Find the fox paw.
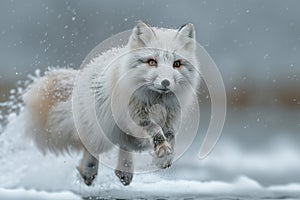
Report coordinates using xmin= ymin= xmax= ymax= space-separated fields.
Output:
xmin=77 ymin=166 xmax=97 ymax=186
xmin=153 ymin=153 xmax=173 ymax=169
xmin=155 ymin=141 xmax=172 ymax=158
xmin=154 ymin=141 xmax=173 ymax=169
xmin=114 ymin=169 xmax=133 ymax=186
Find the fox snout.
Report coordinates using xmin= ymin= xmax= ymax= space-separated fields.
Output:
xmin=152 ymin=65 xmax=176 ymax=92
xmin=159 ymin=79 xmax=172 ymax=91
xmin=153 ymin=77 xmax=174 ymax=93
xmin=161 ymin=79 xmax=170 ymax=87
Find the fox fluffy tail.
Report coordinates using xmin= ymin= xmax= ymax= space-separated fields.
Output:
xmin=23 ymin=69 xmax=83 ymax=154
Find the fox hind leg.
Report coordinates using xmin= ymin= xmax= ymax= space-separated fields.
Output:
xmin=114 ymin=149 xmax=134 ymax=186
xmin=77 ymin=148 xmax=99 ymax=186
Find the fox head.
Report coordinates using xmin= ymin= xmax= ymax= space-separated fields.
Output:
xmin=121 ymin=21 xmax=200 ymax=99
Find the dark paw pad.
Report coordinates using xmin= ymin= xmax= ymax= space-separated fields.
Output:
xmin=76 ymin=166 xmax=97 ymax=186
xmin=82 ymin=174 xmax=96 ymax=186
xmin=114 ymin=169 xmax=133 ymax=186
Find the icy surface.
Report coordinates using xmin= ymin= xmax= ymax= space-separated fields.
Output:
xmin=0 ymin=112 xmax=300 ymax=199
xmin=0 ymin=188 xmax=80 ymax=200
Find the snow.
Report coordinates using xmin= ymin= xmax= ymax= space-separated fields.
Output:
xmin=268 ymin=183 xmax=300 ymax=193
xmin=0 ymin=188 xmax=80 ymax=200
xmin=1 ymin=111 xmax=300 ymax=199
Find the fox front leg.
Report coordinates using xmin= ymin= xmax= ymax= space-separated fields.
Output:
xmin=77 ymin=148 xmax=99 ymax=186
xmin=132 ymin=103 xmax=172 ymax=168
xmin=153 ymin=109 xmax=178 ymax=169
xmin=114 ymin=149 xmax=134 ymax=186
xmin=160 ymin=127 xmax=175 ymax=167
xmin=140 ymin=122 xmax=173 ymax=169
xmin=163 ymin=127 xmax=175 ymax=147
xmin=163 ymin=104 xmax=179 ymax=149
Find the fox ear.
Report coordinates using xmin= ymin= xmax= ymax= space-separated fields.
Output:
xmin=129 ymin=21 xmax=156 ymax=49
xmin=177 ymin=23 xmax=195 ymax=39
xmin=176 ymin=23 xmax=196 ymax=50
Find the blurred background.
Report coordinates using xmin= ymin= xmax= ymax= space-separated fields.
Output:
xmin=0 ymin=0 xmax=299 ymax=188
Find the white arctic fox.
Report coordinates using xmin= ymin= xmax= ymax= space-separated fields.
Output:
xmin=23 ymin=21 xmax=200 ymax=186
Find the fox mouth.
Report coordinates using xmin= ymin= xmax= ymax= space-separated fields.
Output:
xmin=149 ymin=86 xmax=171 ymax=94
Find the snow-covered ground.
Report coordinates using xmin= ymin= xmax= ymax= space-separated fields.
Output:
xmin=1 ymin=111 xmax=300 ymax=199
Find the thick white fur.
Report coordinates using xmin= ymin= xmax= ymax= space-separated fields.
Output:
xmin=23 ymin=69 xmax=83 ymax=154
xmin=23 ymin=23 xmax=200 ymax=159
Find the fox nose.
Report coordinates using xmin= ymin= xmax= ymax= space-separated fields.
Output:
xmin=161 ymin=79 xmax=170 ymax=87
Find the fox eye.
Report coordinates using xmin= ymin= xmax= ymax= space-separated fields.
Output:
xmin=173 ymin=60 xmax=182 ymax=68
xmin=147 ymin=59 xmax=157 ymax=67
